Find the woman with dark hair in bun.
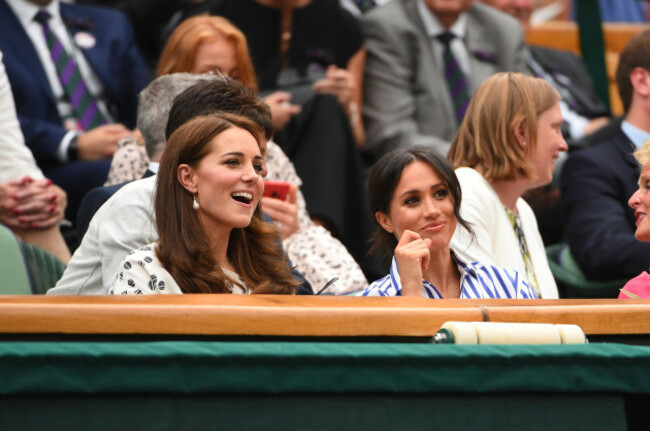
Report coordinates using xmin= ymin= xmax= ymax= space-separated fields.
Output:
xmin=362 ymin=147 xmax=535 ymax=299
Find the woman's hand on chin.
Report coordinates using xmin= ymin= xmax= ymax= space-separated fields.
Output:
xmin=394 ymin=230 xmax=431 ymax=297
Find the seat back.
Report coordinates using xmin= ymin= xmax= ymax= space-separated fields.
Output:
xmin=19 ymin=241 xmax=67 ymax=295
xmin=0 ymin=225 xmax=32 ymax=294
xmin=546 ymin=243 xmax=626 ymax=298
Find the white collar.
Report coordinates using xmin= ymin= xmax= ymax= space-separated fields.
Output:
xmin=5 ymin=0 xmax=62 ymax=29
xmin=622 ymin=120 xmax=650 ymax=149
xmin=416 ymin=0 xmax=468 ymax=40
xmin=148 ymin=162 xmax=160 ymax=174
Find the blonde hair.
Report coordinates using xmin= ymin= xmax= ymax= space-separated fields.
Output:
xmin=448 ymin=72 xmax=560 ymax=181
xmin=634 ymin=139 xmax=650 ymax=166
xmin=157 ymin=15 xmax=258 ymax=93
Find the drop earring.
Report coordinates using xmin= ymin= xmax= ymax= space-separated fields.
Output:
xmin=192 ymin=195 xmax=199 ymax=210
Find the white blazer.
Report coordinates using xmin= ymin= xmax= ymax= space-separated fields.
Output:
xmin=450 ymin=167 xmax=559 ymax=299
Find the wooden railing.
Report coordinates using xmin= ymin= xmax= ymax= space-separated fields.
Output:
xmin=526 ymin=22 xmax=650 ymax=115
xmin=1 ymin=295 xmax=648 ymax=337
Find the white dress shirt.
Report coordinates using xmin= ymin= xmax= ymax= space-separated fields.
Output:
xmin=416 ymin=0 xmax=471 ymax=77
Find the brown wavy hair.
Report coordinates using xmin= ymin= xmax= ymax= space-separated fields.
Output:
xmin=155 ymin=114 xmax=296 ymax=294
xmin=157 ymin=15 xmax=258 ymax=93
xmin=448 ymin=72 xmax=560 ymax=182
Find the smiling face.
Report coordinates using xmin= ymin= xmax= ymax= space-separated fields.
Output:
xmin=191 ymin=34 xmax=239 ymax=79
xmin=181 ymin=127 xmax=264 ymax=235
xmin=376 ymin=161 xmax=457 ymax=253
xmin=527 ymin=103 xmax=567 ymax=187
xmin=629 ymin=162 xmax=650 ymax=241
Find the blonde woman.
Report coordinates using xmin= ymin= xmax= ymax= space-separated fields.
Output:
xmin=448 ymin=72 xmax=567 ymax=299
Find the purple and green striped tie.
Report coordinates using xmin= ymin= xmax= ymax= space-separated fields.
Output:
xmin=437 ymin=32 xmax=470 ymax=125
xmin=33 ymin=10 xmax=106 ymax=131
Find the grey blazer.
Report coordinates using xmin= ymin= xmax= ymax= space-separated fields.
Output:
xmin=362 ymin=0 xmax=526 ymax=159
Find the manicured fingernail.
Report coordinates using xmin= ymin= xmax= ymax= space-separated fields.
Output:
xmin=51 ymin=194 xmax=57 ymax=202
xmin=31 ymin=222 xmax=39 ymax=228
xmin=45 ymin=179 xmax=52 ymax=186
xmin=50 ymin=204 xmax=56 ymax=212
xmin=13 ymin=208 xmax=20 ymax=215
xmin=18 ymin=216 xmax=24 ymax=223
xmin=11 ymin=194 xmax=18 ymax=200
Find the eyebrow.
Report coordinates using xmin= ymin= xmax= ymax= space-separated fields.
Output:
xmin=397 ymin=182 xmax=446 ymax=199
xmin=221 ymin=151 xmax=263 ymax=159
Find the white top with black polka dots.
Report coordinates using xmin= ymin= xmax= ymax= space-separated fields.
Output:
xmin=109 ymin=242 xmax=249 ymax=295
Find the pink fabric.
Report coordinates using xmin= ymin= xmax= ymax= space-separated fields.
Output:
xmin=619 ymin=272 xmax=650 ymax=298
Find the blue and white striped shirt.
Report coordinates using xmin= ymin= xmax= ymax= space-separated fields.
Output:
xmin=361 ymin=253 xmax=537 ymax=299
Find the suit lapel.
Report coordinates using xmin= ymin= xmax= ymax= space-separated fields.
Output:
xmin=465 ymin=7 xmax=499 ymax=93
xmin=402 ymin=0 xmax=455 ymax=120
xmin=0 ymin=0 xmax=56 ymax=108
xmin=613 ymin=127 xmax=642 ymax=173
xmin=60 ymin=4 xmax=114 ymax=99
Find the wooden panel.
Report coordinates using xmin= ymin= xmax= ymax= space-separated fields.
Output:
xmin=525 ymin=23 xmax=650 ymax=55
xmin=485 ymin=303 xmax=650 ymax=335
xmin=0 ymin=296 xmax=649 ymax=337
xmin=526 ymin=22 xmax=581 ymax=54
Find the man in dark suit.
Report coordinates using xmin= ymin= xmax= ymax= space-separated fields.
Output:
xmin=0 ymin=0 xmax=150 ymax=220
xmin=560 ymin=30 xmax=650 ymax=282
xmin=480 ymin=0 xmax=610 ymax=141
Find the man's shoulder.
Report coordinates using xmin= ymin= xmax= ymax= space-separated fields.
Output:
xmin=93 ymin=176 xmax=156 ymax=218
xmin=112 ymin=176 xmax=156 ymax=198
xmin=568 ymin=125 xmax=627 ymax=164
xmin=529 ymin=45 xmax=578 ymax=63
xmin=60 ymin=2 xmax=130 ymax=24
xmin=468 ymin=2 xmax=522 ymax=32
xmin=364 ymin=0 xmax=411 ymax=28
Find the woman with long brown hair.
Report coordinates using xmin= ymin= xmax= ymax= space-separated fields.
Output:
xmin=154 ymin=14 xmax=370 ymax=294
xmin=111 ymin=113 xmax=296 ymax=294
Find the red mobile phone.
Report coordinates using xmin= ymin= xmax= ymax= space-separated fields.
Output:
xmin=263 ymin=180 xmax=290 ymax=200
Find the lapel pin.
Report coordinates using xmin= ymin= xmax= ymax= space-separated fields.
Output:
xmin=74 ymin=31 xmax=96 ymax=50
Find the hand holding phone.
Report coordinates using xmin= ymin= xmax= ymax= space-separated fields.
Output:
xmin=262 ymin=180 xmax=291 ymax=201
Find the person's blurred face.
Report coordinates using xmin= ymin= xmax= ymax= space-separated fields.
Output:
xmin=482 ymin=0 xmax=533 ymax=32
xmin=629 ymin=161 xmax=650 ymax=242
xmin=423 ymin=0 xmax=473 ymax=15
xmin=527 ymin=103 xmax=567 ymax=188
xmin=191 ymin=35 xmax=239 ymax=80
xmin=26 ymin=0 xmax=52 ymax=6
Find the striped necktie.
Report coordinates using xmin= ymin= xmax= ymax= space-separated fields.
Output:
xmin=437 ymin=32 xmax=470 ymax=125
xmin=33 ymin=10 xmax=106 ymax=131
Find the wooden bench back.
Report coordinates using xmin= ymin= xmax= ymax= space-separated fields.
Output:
xmin=0 ymin=295 xmax=648 ymax=337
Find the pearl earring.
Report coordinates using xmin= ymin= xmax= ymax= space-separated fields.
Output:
xmin=192 ymin=195 xmax=199 ymax=210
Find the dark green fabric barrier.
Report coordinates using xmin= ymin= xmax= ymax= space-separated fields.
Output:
xmin=576 ymin=0 xmax=610 ymax=108
xmin=1 ymin=341 xmax=649 ymax=395
xmin=0 ymin=393 xmax=627 ymax=431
